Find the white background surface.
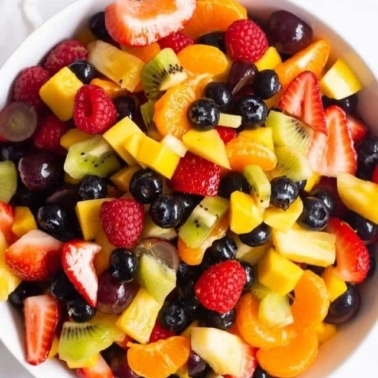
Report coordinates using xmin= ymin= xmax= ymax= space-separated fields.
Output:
xmin=0 ymin=0 xmax=378 ymax=377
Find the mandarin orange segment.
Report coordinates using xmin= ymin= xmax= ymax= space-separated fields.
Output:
xmin=256 ymin=330 xmax=319 ymax=378
xmin=226 ymin=135 xmax=277 ymax=172
xmin=121 ymin=42 xmax=161 ymax=63
xmin=275 ymin=39 xmax=331 ymax=88
xmin=178 ymin=213 xmax=229 ymax=265
xmin=236 ymin=293 xmax=296 ymax=349
xmin=153 ymin=83 xmax=197 ymax=138
xmin=182 ymin=0 xmax=248 ymax=38
xmin=291 ymin=269 xmax=330 ymax=330
xmin=127 ymin=336 xmax=190 ymax=378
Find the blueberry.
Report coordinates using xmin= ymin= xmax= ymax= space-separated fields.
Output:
xmin=204 ymin=82 xmax=233 ymax=112
xmin=0 ymin=142 xmax=29 ymax=163
xmin=204 ymin=236 xmax=237 ymax=264
xmin=129 ymin=168 xmax=163 ymax=204
xmin=270 ymin=176 xmax=299 ymax=210
xmin=239 ymin=260 xmax=255 ymax=292
xmin=233 ymin=95 xmax=268 ymax=129
xmin=67 ymin=296 xmax=97 ymax=322
xmin=89 ymin=11 xmax=111 ymax=40
xmin=201 ymin=308 xmax=236 ymax=330
xmin=51 ymin=270 xmax=77 ymax=302
xmin=218 ymin=171 xmax=250 ymax=199
xmin=149 ymin=194 xmax=184 ymax=228
xmin=322 ymin=94 xmax=358 ymax=114
xmin=160 ymin=301 xmax=189 ymax=332
xmin=172 ymin=193 xmax=203 ymax=225
xmin=346 ymin=211 xmax=378 ymax=242
xmin=37 ymin=204 xmax=70 ymax=238
xmin=309 ymin=188 xmax=336 ymax=215
xmin=8 ymin=282 xmax=44 ymax=310
xmin=239 ymin=223 xmax=271 ymax=247
xmin=187 ymin=98 xmax=220 ymax=131
xmin=109 ymin=248 xmax=138 ymax=282
xmin=297 ymin=196 xmax=330 ymax=230
xmin=177 ymin=277 xmax=200 ymax=308
xmin=295 ymin=179 xmax=307 ymax=192
xmin=78 ymin=174 xmax=107 ymax=200
xmin=252 ymin=69 xmax=281 ymax=99
xmin=357 ymin=135 xmax=378 ymax=168
xmin=197 ymin=32 xmax=226 ymax=53
xmin=68 ymin=60 xmax=97 ymax=84
xmin=113 ymin=95 xmax=137 ymax=121
xmin=253 ymin=366 xmax=272 ymax=378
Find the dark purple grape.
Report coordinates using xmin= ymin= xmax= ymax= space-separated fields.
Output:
xmin=18 ymin=151 xmax=64 ymax=191
xmin=0 ymin=102 xmax=37 ymax=142
xmin=187 ymin=351 xmax=208 ymax=377
xmin=0 ymin=142 xmax=30 ymax=163
xmin=110 ymin=352 xmax=141 ymax=378
xmin=266 ymin=10 xmax=313 ymax=55
xmin=227 ymin=61 xmax=258 ymax=94
xmin=97 ymin=270 xmax=139 ymax=314
xmin=46 ymin=186 xmax=79 ymax=208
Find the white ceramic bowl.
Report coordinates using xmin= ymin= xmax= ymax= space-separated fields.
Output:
xmin=1 ymin=0 xmax=378 ymax=377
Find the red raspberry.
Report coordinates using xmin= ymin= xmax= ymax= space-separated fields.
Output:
xmin=43 ymin=39 xmax=88 ymax=75
xmin=225 ymin=19 xmax=268 ymax=62
xmin=149 ymin=322 xmax=175 ymax=343
xmin=194 ymin=260 xmax=246 ymax=314
xmin=33 ymin=114 xmax=70 ymax=154
xmin=215 ymin=126 xmax=237 ymax=143
xmin=100 ymin=198 xmax=144 ymax=248
xmin=12 ymin=66 xmax=50 ymax=110
xmin=73 ymin=85 xmax=117 ymax=134
xmin=158 ymin=31 xmax=194 ymax=54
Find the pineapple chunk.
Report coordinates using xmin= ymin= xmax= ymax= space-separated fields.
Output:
xmin=11 ymin=206 xmax=37 ymax=238
xmin=255 ymin=46 xmax=282 ymax=71
xmin=39 ymin=67 xmax=83 ymax=121
xmin=110 ymin=165 xmax=141 ymax=193
xmin=60 ymin=128 xmax=92 ymax=150
xmin=321 ymin=266 xmax=348 ymax=302
xmin=272 ymin=227 xmax=336 ymax=267
xmin=258 ymin=248 xmax=304 ymax=296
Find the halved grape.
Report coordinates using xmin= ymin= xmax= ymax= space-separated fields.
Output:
xmin=227 ymin=61 xmax=258 ymax=94
xmin=0 ymin=102 xmax=37 ymax=142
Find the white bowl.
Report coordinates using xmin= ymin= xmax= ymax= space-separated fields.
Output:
xmin=1 ymin=0 xmax=378 ymax=377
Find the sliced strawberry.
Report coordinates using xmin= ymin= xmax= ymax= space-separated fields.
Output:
xmin=215 ymin=126 xmax=238 ymax=144
xmin=310 ymin=105 xmax=357 ymax=177
xmin=372 ymin=165 xmax=378 ymax=184
xmin=346 ymin=114 xmax=368 ymax=144
xmin=278 ymin=70 xmax=327 ymax=134
xmin=326 ymin=217 xmax=370 ymax=284
xmin=24 ymin=294 xmax=60 ymax=365
xmin=76 ymin=354 xmax=114 ymax=378
xmin=224 ymin=344 xmax=257 ymax=378
xmin=0 ymin=201 xmax=16 ymax=244
xmin=62 ymin=240 xmax=101 ymax=307
xmin=5 ymin=229 xmax=63 ymax=281
xmin=105 ymin=0 xmax=196 ymax=46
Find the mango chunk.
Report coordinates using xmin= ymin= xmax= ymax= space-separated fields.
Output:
xmin=258 ymin=248 xmax=304 ymax=296
xmin=11 ymin=206 xmax=37 ymax=238
xmin=255 ymin=46 xmax=282 ymax=71
xmin=315 ymin=322 xmax=337 ymax=344
xmin=90 ymin=78 xmax=128 ymax=99
xmin=93 ymin=228 xmax=116 ymax=276
xmin=60 ymin=128 xmax=92 ymax=150
xmin=110 ymin=165 xmax=141 ymax=193
xmin=321 ymin=266 xmax=348 ymax=302
xmin=39 ymin=67 xmax=83 ymax=121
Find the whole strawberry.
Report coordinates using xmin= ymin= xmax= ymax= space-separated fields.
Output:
xmin=225 ymin=19 xmax=268 ymax=62
xmin=100 ymin=198 xmax=144 ymax=248
xmin=43 ymin=39 xmax=88 ymax=75
xmin=194 ymin=260 xmax=246 ymax=314
xmin=158 ymin=31 xmax=194 ymax=54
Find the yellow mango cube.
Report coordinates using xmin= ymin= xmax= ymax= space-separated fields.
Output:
xmin=255 ymin=47 xmax=282 ymax=71
xmin=39 ymin=67 xmax=83 ymax=121
xmin=93 ymin=228 xmax=116 ymax=276
xmin=315 ymin=322 xmax=337 ymax=344
xmin=11 ymin=207 xmax=37 ymax=238
xmin=110 ymin=165 xmax=141 ymax=193
xmin=321 ymin=266 xmax=348 ymax=302
xmin=258 ymin=248 xmax=304 ymax=296
xmin=60 ymin=128 xmax=92 ymax=150
xmin=90 ymin=78 xmax=128 ymax=99
xmin=229 ymin=191 xmax=264 ymax=234
xmin=304 ymin=172 xmax=321 ymax=192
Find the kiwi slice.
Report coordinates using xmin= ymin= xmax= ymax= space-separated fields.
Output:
xmin=271 ymin=146 xmax=313 ymax=182
xmin=140 ymin=101 xmax=162 ymax=140
xmin=243 ymin=164 xmax=271 ymax=209
xmin=64 ymin=135 xmax=121 ymax=179
xmin=179 ymin=196 xmax=229 ymax=249
xmin=265 ymin=110 xmax=314 ymax=155
xmin=0 ymin=161 xmax=17 ymax=203
xmin=141 ymin=48 xmax=188 ymax=99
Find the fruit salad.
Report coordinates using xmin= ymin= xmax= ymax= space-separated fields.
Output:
xmin=0 ymin=0 xmax=376 ymax=377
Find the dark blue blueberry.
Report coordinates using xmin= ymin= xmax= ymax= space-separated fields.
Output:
xmin=129 ymin=168 xmax=163 ymax=204
xmin=252 ymin=69 xmax=281 ymax=100
xmin=204 ymin=82 xmax=233 ymax=112
xmin=197 ymin=32 xmax=226 ymax=53
xmin=51 ymin=270 xmax=77 ymax=302
xmin=310 ymin=188 xmax=336 ymax=215
xmin=239 ymin=223 xmax=271 ymax=247
xmin=187 ymin=98 xmax=220 ymax=131
xmin=109 ymin=248 xmax=138 ymax=282
xmin=296 ymin=179 xmax=307 ymax=192
xmin=270 ymin=176 xmax=299 ymax=210
xmin=233 ymin=95 xmax=268 ymax=128
xmin=239 ymin=260 xmax=255 ymax=292
xmin=67 ymin=295 xmax=97 ymax=322
xmin=0 ymin=142 xmax=30 ymax=163
xmin=37 ymin=204 xmax=70 ymax=238
xmin=68 ymin=60 xmax=97 ymax=84
xmin=201 ymin=308 xmax=236 ymax=330
xmin=204 ymin=235 xmax=237 ymax=264
xmin=160 ymin=300 xmax=189 ymax=332
xmin=298 ymin=196 xmax=330 ymax=230
xmin=149 ymin=194 xmax=184 ymax=228
xmin=322 ymin=94 xmax=358 ymax=114
xmin=78 ymin=174 xmax=107 ymax=200
xmin=89 ymin=11 xmax=111 ymax=40
xmin=113 ymin=95 xmax=137 ymax=121
xmin=346 ymin=211 xmax=378 ymax=242
xmin=172 ymin=193 xmax=203 ymax=226
xmin=218 ymin=171 xmax=250 ymax=199
xmin=253 ymin=366 xmax=272 ymax=378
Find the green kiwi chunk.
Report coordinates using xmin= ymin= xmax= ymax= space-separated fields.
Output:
xmin=0 ymin=161 xmax=17 ymax=203
xmin=179 ymin=196 xmax=229 ymax=249
xmin=141 ymin=48 xmax=188 ymax=99
xmin=64 ymin=135 xmax=121 ymax=179
xmin=140 ymin=101 xmax=162 ymax=140
xmin=271 ymin=146 xmax=313 ymax=182
xmin=243 ymin=164 xmax=271 ymax=208
xmin=265 ymin=110 xmax=313 ymax=155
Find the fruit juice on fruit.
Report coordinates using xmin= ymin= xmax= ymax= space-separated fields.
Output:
xmin=0 ymin=0 xmax=376 ymax=377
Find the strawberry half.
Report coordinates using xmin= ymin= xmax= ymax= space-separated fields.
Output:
xmin=24 ymin=294 xmax=60 ymax=365
xmin=346 ymin=114 xmax=368 ymax=144
xmin=0 ymin=201 xmax=16 ymax=244
xmin=62 ymin=240 xmax=101 ymax=307
xmin=326 ymin=217 xmax=370 ymax=284
xmin=5 ymin=229 xmax=63 ymax=281
xmin=278 ymin=70 xmax=327 ymax=134
xmin=105 ymin=0 xmax=196 ymax=46
xmin=76 ymin=354 xmax=114 ymax=378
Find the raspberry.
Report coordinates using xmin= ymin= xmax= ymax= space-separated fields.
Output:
xmin=215 ymin=126 xmax=237 ymax=144
xmin=149 ymin=321 xmax=175 ymax=342
xmin=100 ymin=198 xmax=144 ymax=248
xmin=73 ymin=85 xmax=117 ymax=134
xmin=225 ymin=19 xmax=268 ymax=62
xmin=33 ymin=114 xmax=70 ymax=154
xmin=158 ymin=31 xmax=194 ymax=54
xmin=194 ymin=260 xmax=246 ymax=314
xmin=43 ymin=39 xmax=88 ymax=75
xmin=12 ymin=66 xmax=50 ymax=110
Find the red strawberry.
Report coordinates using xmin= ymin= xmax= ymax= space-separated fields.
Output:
xmin=5 ymin=229 xmax=63 ymax=281
xmin=99 ymin=199 xmax=144 ymax=248
xmin=73 ymin=85 xmax=117 ymax=134
xmin=0 ymin=201 xmax=16 ymax=244
xmin=12 ymin=66 xmax=50 ymax=110
xmin=224 ymin=344 xmax=256 ymax=378
xmin=346 ymin=114 xmax=368 ymax=144
xmin=326 ymin=217 xmax=370 ymax=284
xmin=149 ymin=321 xmax=175 ymax=342
xmin=105 ymin=0 xmax=196 ymax=46
xmin=158 ymin=31 xmax=194 ymax=54
xmin=372 ymin=165 xmax=378 ymax=184
xmin=24 ymin=294 xmax=60 ymax=365
xmin=77 ymin=354 xmax=114 ymax=378
xmin=33 ymin=113 xmax=71 ymax=154
xmin=62 ymin=240 xmax=101 ymax=307
xmin=43 ymin=39 xmax=88 ymax=75
xmin=278 ymin=71 xmax=327 ymax=134
xmin=216 ymin=126 xmax=238 ymax=144
xmin=169 ymin=152 xmax=221 ymax=196
xmin=225 ymin=19 xmax=268 ymax=63
xmin=194 ymin=260 xmax=246 ymax=314
xmin=310 ymin=106 xmax=357 ymax=177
